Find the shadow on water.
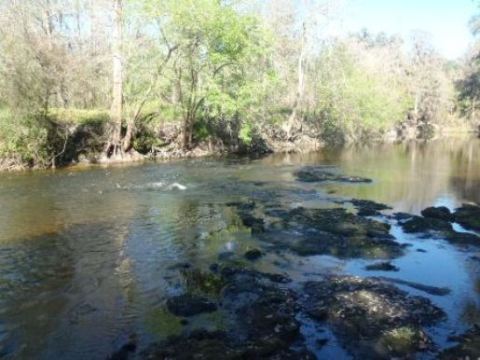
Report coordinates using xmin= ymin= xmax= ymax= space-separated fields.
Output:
xmin=0 ymin=136 xmax=479 ymax=359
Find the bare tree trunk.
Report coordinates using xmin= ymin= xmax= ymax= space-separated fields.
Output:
xmin=182 ymin=113 xmax=192 ymax=150
xmin=471 ymin=99 xmax=476 ymax=123
xmin=285 ymin=21 xmax=306 ymax=140
xmin=109 ymin=0 xmax=123 ymax=157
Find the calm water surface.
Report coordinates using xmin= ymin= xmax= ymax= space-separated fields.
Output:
xmin=0 ymin=137 xmax=479 ymax=359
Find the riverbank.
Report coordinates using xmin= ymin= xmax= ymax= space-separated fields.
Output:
xmin=0 ymin=115 xmax=478 ymax=173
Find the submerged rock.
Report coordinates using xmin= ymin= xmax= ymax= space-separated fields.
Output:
xmin=295 ymin=167 xmax=372 ymax=183
xmin=108 ymin=341 xmax=137 ymax=360
xmin=365 ymin=262 xmax=399 ymax=272
xmin=439 ymin=326 xmax=480 ymax=359
xmin=316 ymin=338 xmax=329 ymax=349
xmin=166 ymin=294 xmax=217 ymax=317
xmin=454 ymin=204 xmax=480 ymax=231
xmin=281 ymin=207 xmax=403 ymax=259
xmin=145 ymin=268 xmax=312 ymax=359
xmin=231 ymin=201 xmax=265 ymax=234
xmin=421 ymin=206 xmax=454 ymax=222
xmin=182 ymin=269 xmax=226 ymax=296
xmin=141 ymin=329 xmax=315 ymax=360
xmin=244 ymin=248 xmax=263 ymax=261
xmin=240 ymin=214 xmax=265 ymax=234
xmin=303 ymin=275 xmax=445 ymax=359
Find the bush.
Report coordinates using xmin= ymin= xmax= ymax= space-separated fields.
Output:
xmin=0 ymin=109 xmax=51 ymax=167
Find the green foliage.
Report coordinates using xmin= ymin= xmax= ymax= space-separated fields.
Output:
xmin=0 ymin=0 xmax=470 ymax=169
xmin=0 ymin=110 xmax=50 ymax=167
xmin=239 ymin=122 xmax=253 ymax=145
xmin=140 ymin=0 xmax=270 ymax=146
xmin=193 ymin=119 xmax=212 ymax=141
xmin=315 ymin=43 xmax=411 ymax=143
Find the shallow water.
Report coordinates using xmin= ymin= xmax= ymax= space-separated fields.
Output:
xmin=0 ymin=136 xmax=479 ymax=359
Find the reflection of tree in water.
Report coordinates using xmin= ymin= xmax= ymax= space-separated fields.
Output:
xmin=0 ymin=186 xmax=138 ymax=359
xmin=0 ymin=231 xmax=74 ymax=358
xmin=304 ymin=137 xmax=480 ymax=213
xmin=449 ymin=138 xmax=480 ymax=204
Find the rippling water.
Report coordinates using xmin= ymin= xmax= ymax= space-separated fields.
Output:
xmin=0 ymin=137 xmax=479 ymax=359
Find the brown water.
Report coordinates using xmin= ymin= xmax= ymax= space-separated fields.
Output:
xmin=0 ymin=136 xmax=479 ymax=359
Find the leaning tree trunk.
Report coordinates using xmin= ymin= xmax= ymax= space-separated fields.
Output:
xmin=108 ymin=0 xmax=123 ymax=157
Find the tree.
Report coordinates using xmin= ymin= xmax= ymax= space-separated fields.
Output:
xmin=106 ymin=0 xmax=124 ymax=156
xmin=141 ymin=0 xmax=267 ymax=150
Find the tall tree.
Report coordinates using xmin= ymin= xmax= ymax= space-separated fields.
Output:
xmin=108 ymin=0 xmax=124 ymax=156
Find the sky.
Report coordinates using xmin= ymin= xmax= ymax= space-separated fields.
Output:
xmin=340 ymin=0 xmax=478 ymax=59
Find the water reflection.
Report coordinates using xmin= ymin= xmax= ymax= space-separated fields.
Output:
xmin=260 ymin=137 xmax=480 ymax=213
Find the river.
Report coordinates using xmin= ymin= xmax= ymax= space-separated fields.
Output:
xmin=0 ymin=136 xmax=479 ymax=359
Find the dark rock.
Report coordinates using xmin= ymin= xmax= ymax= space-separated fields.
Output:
xmin=166 ymin=294 xmax=217 ymax=317
xmin=209 ymin=263 xmax=220 ymax=273
xmin=416 ymin=248 xmax=427 ymax=253
xmin=351 ymin=199 xmax=392 ymax=217
xmin=365 ymin=262 xmax=399 ymax=272
xmin=141 ymin=329 xmax=315 ymax=360
xmin=295 ymin=167 xmax=372 ymax=183
xmin=444 ymin=230 xmax=480 ymax=246
xmin=401 ymin=215 xmax=453 ymax=233
xmin=439 ymin=326 xmax=480 ymax=359
xmin=377 ymin=277 xmax=451 ymax=296
xmin=421 ymin=206 xmax=454 ymax=222
xmin=107 ymin=341 xmax=137 ymax=360
xmin=316 ymin=338 xmax=329 ymax=348
xmin=454 ymin=204 xmax=480 ymax=231
xmin=244 ymin=248 xmax=263 ymax=261
xmin=396 ymin=206 xmax=480 ymax=246
xmin=240 ymin=214 xmax=265 ymax=233
xmin=141 ymin=330 xmax=240 ymax=360
xmin=229 ymin=201 xmax=265 ymax=234
xmin=303 ymin=275 xmax=445 ymax=359
xmin=220 ymin=266 xmax=291 ymax=284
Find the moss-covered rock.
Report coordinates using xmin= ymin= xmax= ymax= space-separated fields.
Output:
xmin=439 ymin=326 xmax=480 ymax=359
xmin=295 ymin=166 xmax=372 ymax=183
xmin=454 ymin=204 xmax=480 ymax=231
xmin=303 ymin=275 xmax=445 ymax=359
xmin=281 ymin=207 xmax=403 ymax=259
xmin=400 ymin=215 xmax=453 ymax=233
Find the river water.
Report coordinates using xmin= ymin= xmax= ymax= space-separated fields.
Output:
xmin=0 ymin=137 xmax=479 ymax=359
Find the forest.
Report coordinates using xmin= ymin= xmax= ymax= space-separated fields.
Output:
xmin=0 ymin=0 xmax=479 ymax=170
